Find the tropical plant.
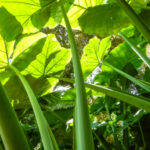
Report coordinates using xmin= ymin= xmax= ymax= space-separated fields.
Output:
xmin=0 ymin=0 xmax=150 ymax=149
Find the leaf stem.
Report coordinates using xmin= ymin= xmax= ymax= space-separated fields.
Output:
xmin=58 ymin=0 xmax=95 ymax=149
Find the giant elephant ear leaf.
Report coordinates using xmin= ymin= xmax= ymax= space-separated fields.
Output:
xmin=0 ymin=0 xmax=51 ymax=33
xmin=4 ymin=74 xmax=50 ymax=109
xmin=0 ymin=7 xmax=23 ymax=41
xmin=94 ymin=41 xmax=145 ymax=83
xmin=61 ymin=0 xmax=105 ymax=28
xmin=24 ymin=34 xmax=71 ymax=78
xmin=0 ymin=33 xmax=46 ymax=82
xmin=0 ymin=0 xmax=73 ymax=33
xmin=78 ymin=3 xmax=130 ymax=37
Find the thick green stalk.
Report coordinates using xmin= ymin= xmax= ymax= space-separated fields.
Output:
xmin=10 ymin=65 xmax=59 ymax=150
xmin=51 ymin=77 xmax=150 ymax=112
xmin=59 ymin=1 xmax=95 ymax=150
xmin=0 ymin=83 xmax=30 ymax=150
xmin=117 ymin=0 xmax=150 ymax=42
xmin=120 ymin=32 xmax=150 ymax=68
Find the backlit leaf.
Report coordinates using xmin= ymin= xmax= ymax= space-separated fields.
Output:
xmin=78 ymin=3 xmax=130 ymax=37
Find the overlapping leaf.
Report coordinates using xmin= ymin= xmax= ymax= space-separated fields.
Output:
xmin=0 ymin=7 xmax=23 ymax=41
xmin=24 ymin=34 xmax=71 ymax=77
xmin=0 ymin=33 xmax=46 ymax=81
xmin=0 ymin=5 xmax=47 ymax=80
xmin=94 ymin=42 xmax=145 ymax=83
xmin=4 ymin=75 xmax=50 ymax=109
xmin=0 ymin=0 xmax=73 ymax=33
xmin=62 ymin=0 xmax=105 ymax=28
xmin=78 ymin=3 xmax=130 ymax=37
xmin=81 ymin=36 xmax=111 ymax=79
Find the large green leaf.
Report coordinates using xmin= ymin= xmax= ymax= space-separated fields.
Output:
xmin=94 ymin=42 xmax=145 ymax=83
xmin=0 ymin=33 xmax=46 ymax=81
xmin=0 ymin=0 xmax=73 ymax=33
xmin=78 ymin=3 xmax=130 ymax=37
xmin=0 ymin=0 xmax=41 ymax=33
xmin=62 ymin=0 xmax=105 ymax=28
xmin=4 ymin=74 xmax=50 ymax=109
xmin=81 ymin=36 xmax=111 ymax=79
xmin=24 ymin=34 xmax=71 ymax=77
xmin=0 ymin=7 xmax=23 ymax=41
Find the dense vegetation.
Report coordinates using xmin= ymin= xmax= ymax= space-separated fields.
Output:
xmin=0 ymin=0 xmax=150 ymax=149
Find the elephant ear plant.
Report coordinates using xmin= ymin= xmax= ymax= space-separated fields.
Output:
xmin=1 ymin=0 xmax=150 ymax=149
xmin=0 ymin=0 xmax=95 ymax=149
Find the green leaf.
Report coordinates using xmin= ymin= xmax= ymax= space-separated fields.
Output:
xmin=44 ymin=107 xmax=73 ymax=125
xmin=62 ymin=0 xmax=105 ymax=28
xmin=94 ymin=42 xmax=144 ymax=83
xmin=0 ymin=83 xmax=30 ymax=150
xmin=10 ymin=65 xmax=59 ymax=150
xmin=81 ymin=37 xmax=100 ymax=79
xmin=12 ymin=37 xmax=46 ymax=71
xmin=78 ymin=3 xmax=130 ymax=37
xmin=0 ymin=7 xmax=23 ymax=41
xmin=116 ymin=0 xmax=150 ymax=42
xmin=0 ymin=33 xmax=46 ymax=81
xmin=4 ymin=74 xmax=50 ymax=109
xmin=120 ymin=32 xmax=150 ymax=68
xmin=0 ymin=0 xmax=73 ymax=33
xmin=0 ymin=0 xmax=54 ymax=33
xmin=0 ymin=36 xmax=14 ymax=67
xmin=98 ymin=36 xmax=111 ymax=61
xmin=24 ymin=34 xmax=71 ymax=77
xmin=31 ymin=4 xmax=50 ymax=29
xmin=81 ymin=36 xmax=111 ymax=79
